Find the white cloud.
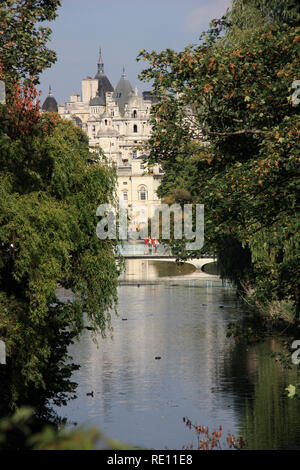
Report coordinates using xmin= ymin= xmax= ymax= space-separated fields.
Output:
xmin=185 ymin=0 xmax=232 ymax=33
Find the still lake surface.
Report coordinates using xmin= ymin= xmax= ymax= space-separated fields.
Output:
xmin=55 ymin=260 xmax=300 ymax=450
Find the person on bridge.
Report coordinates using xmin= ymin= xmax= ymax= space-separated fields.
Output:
xmin=144 ymin=237 xmax=149 ymax=254
xmin=151 ymin=237 xmax=156 ymax=254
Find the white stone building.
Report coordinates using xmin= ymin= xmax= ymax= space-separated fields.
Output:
xmin=43 ymin=49 xmax=163 ymax=231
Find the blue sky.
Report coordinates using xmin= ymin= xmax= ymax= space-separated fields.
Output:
xmin=39 ymin=0 xmax=232 ymax=105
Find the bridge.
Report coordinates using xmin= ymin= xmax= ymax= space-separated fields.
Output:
xmin=117 ymin=242 xmax=216 ymax=272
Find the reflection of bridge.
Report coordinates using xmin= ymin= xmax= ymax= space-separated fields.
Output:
xmin=128 ymin=257 xmax=216 ymax=271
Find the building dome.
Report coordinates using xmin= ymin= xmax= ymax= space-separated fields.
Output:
xmin=113 ymin=67 xmax=134 ymax=115
xmin=42 ymin=87 xmax=58 ymax=112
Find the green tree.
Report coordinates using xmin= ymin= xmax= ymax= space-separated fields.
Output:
xmin=252 ymin=0 xmax=300 ymax=26
xmin=0 ymin=101 xmax=119 ymax=412
xmin=0 ymin=0 xmax=120 ymax=417
xmin=0 ymin=0 xmax=120 ymax=439
xmin=0 ymin=0 xmax=61 ymax=87
xmin=137 ymin=1 xmax=300 ymax=317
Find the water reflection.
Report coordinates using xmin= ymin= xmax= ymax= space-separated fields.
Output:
xmin=55 ymin=283 xmax=300 ymax=449
xmin=119 ymin=259 xmax=196 ymax=281
xmin=230 ymin=340 xmax=300 ymax=450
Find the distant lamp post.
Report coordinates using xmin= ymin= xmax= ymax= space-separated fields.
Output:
xmin=0 ymin=80 xmax=5 ymax=104
xmin=0 ymin=340 xmax=6 ymax=365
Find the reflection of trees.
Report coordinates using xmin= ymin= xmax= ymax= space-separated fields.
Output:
xmin=56 ymin=287 xmax=300 ymax=450
xmin=220 ymin=340 xmax=257 ymax=398
xmin=220 ymin=338 xmax=300 ymax=449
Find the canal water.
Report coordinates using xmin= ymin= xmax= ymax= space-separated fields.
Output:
xmin=55 ymin=260 xmax=300 ymax=450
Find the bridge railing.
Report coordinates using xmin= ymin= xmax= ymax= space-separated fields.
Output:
xmin=118 ymin=241 xmax=172 ymax=257
xmin=116 ymin=242 xmax=215 ymax=258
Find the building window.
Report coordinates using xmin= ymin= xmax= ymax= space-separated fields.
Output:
xmin=105 ymin=119 xmax=108 ymax=126
xmin=132 ymin=150 xmax=137 ymax=158
xmin=133 ymin=124 xmax=138 ymax=133
xmin=139 ymin=186 xmax=148 ymax=201
xmin=123 ymin=181 xmax=127 ymax=185
xmin=133 ymin=110 xmax=137 ymax=118
xmin=123 ymin=191 xmax=128 ymax=201
xmin=140 ymin=164 xmax=145 ymax=170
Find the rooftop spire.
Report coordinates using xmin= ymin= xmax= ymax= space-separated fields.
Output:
xmin=97 ymin=46 xmax=104 ymax=76
xmin=94 ymin=46 xmax=114 ymax=96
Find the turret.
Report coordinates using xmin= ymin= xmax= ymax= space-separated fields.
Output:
xmin=42 ymin=86 xmax=58 ymax=113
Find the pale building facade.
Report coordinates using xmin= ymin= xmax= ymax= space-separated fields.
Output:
xmin=44 ymin=49 xmax=163 ymax=231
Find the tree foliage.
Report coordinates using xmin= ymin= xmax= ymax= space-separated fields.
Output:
xmin=0 ymin=0 xmax=60 ymax=88
xmin=137 ymin=0 xmax=300 ymax=316
xmin=0 ymin=87 xmax=119 ymax=411
xmin=0 ymin=0 xmax=120 ymax=428
xmin=252 ymin=0 xmax=300 ymax=26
